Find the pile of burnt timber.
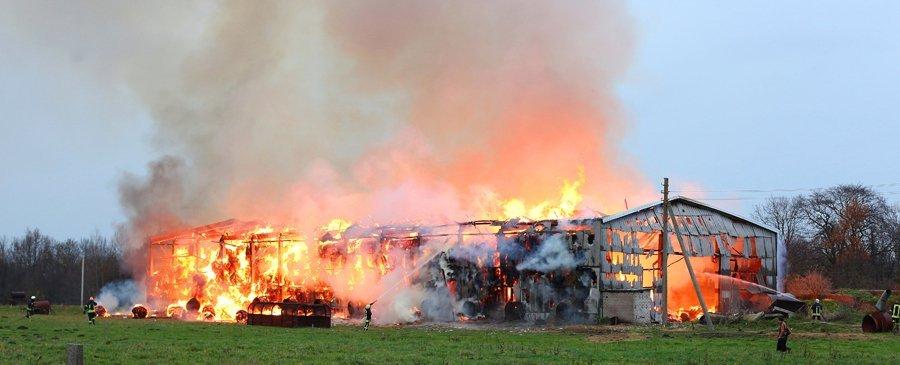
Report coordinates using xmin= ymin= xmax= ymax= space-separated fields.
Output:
xmin=247 ymin=301 xmax=331 ymax=328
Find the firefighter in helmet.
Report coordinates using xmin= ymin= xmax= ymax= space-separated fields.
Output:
xmin=811 ymin=299 xmax=823 ymax=321
xmin=25 ymin=296 xmax=36 ymax=318
xmin=364 ymin=301 xmax=375 ymax=331
xmin=84 ymin=296 xmax=98 ymax=325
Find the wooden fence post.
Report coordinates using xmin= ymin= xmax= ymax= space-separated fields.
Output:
xmin=66 ymin=344 xmax=83 ymax=365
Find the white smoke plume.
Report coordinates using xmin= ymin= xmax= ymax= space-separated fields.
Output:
xmin=516 ymin=234 xmax=581 ymax=272
xmin=96 ymin=280 xmax=146 ymax=314
xmin=366 ymin=236 xmax=459 ymax=324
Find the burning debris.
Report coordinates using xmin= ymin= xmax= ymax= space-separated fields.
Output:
xmin=95 ymin=305 xmax=108 ymax=318
xmin=143 ymin=197 xmax=779 ymax=326
xmin=131 ymin=305 xmax=149 ymax=319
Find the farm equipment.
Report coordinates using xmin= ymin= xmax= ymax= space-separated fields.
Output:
xmin=246 ymin=301 xmax=331 ymax=328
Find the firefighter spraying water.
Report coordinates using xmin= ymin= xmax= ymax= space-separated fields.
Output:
xmin=364 ymin=301 xmax=375 ymax=331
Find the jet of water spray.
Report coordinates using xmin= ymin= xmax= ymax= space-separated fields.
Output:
xmin=701 ymin=272 xmax=780 ymax=295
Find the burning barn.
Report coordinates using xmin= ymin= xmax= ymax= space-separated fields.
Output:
xmin=145 ymin=197 xmax=778 ymax=325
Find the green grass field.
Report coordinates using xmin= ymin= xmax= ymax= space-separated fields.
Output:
xmin=1 ymin=306 xmax=897 ymax=364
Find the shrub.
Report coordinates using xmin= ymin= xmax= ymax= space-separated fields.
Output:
xmin=824 ymin=294 xmax=855 ymax=307
xmin=785 ymin=271 xmax=832 ymax=299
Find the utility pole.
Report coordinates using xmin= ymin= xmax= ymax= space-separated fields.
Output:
xmin=80 ymin=253 xmax=85 ymax=306
xmin=667 ymin=205 xmax=715 ymax=331
xmin=660 ymin=178 xmax=669 ymax=325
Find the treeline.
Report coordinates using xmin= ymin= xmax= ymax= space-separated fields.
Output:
xmin=0 ymin=230 xmax=130 ymax=305
xmin=754 ymin=185 xmax=900 ymax=289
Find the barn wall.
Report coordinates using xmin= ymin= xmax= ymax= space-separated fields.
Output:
xmin=601 ymin=290 xmax=652 ymax=324
xmin=576 ymin=199 xmax=778 ymax=316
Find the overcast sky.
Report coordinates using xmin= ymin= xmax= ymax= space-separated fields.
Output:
xmin=617 ymin=2 xmax=900 ymax=207
xmin=1 ymin=1 xmax=898 ymax=239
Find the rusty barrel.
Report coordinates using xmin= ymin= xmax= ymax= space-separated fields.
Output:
xmin=34 ymin=300 xmax=52 ymax=314
xmin=861 ymin=311 xmax=894 ymax=333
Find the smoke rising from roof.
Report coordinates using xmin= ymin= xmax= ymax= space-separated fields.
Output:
xmin=1 ymin=1 xmax=652 ymax=278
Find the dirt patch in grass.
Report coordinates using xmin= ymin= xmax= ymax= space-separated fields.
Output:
xmin=586 ymin=332 xmax=648 ymax=343
xmin=792 ymin=332 xmax=872 ymax=340
xmin=667 ymin=329 xmax=875 ymax=341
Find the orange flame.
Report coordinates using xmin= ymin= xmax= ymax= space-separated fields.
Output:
xmin=147 ymin=174 xmax=596 ymax=321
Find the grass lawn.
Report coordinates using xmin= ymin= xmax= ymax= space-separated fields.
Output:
xmin=0 ymin=306 xmax=897 ymax=364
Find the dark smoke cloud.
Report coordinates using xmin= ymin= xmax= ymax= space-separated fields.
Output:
xmin=116 ymin=156 xmax=192 ymax=271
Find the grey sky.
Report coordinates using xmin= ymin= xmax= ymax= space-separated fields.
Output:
xmin=618 ymin=2 xmax=900 ymax=210
xmin=1 ymin=1 xmax=898 ymax=238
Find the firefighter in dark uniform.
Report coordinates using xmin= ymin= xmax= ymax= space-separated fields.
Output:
xmin=25 ymin=296 xmax=36 ymax=318
xmin=364 ymin=301 xmax=375 ymax=331
xmin=811 ymin=299 xmax=823 ymax=321
xmin=84 ymin=296 xmax=98 ymax=324
xmin=891 ymin=303 xmax=900 ymax=334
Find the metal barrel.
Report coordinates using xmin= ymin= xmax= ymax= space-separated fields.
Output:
xmin=34 ymin=300 xmax=52 ymax=314
xmin=862 ymin=311 xmax=894 ymax=333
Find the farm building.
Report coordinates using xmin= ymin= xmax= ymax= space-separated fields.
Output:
xmin=145 ymin=196 xmax=778 ymax=324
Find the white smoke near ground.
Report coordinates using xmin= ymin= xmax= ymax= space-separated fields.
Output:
xmin=382 ymin=286 xmax=424 ymax=324
xmin=418 ymin=286 xmax=459 ymax=322
xmin=369 ymin=237 xmax=459 ymax=324
xmin=96 ymin=280 xmax=146 ymax=314
xmin=516 ymin=235 xmax=581 ymax=272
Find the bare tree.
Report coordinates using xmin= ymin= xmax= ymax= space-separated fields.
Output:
xmin=754 ymin=196 xmax=816 ymax=276
xmin=800 ymin=185 xmax=892 ymax=265
xmin=0 ymin=230 xmax=130 ymax=304
xmin=754 ymin=196 xmax=805 ymax=246
xmin=754 ymin=186 xmax=899 ymax=288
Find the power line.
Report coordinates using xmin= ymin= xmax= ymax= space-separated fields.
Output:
xmin=689 ymin=190 xmax=900 ymax=202
xmin=671 ymin=182 xmax=900 ymax=194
